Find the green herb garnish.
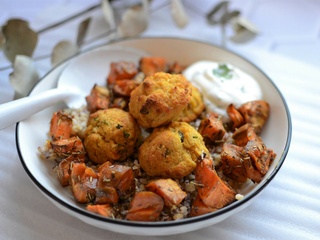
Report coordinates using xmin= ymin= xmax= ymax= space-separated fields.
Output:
xmin=178 ymin=130 xmax=185 ymax=143
xmin=213 ymin=63 xmax=234 ymax=79
xmin=123 ymin=131 xmax=130 ymax=138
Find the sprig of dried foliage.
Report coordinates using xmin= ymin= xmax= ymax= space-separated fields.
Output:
xmin=0 ymin=0 xmax=258 ymax=99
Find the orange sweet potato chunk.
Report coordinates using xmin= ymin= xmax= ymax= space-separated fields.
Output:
xmin=198 ymin=113 xmax=226 ymax=142
xmin=126 ymin=191 xmax=164 ymax=221
xmin=146 ymin=178 xmax=187 ymax=207
xmin=220 ymin=143 xmax=247 ymax=183
xmin=227 ymin=103 xmax=245 ymax=130
xmin=87 ymin=204 xmax=115 ymax=218
xmin=50 ymin=136 xmax=86 ymax=162
xmin=195 ymin=158 xmax=235 ymax=209
xmin=238 ymin=100 xmax=270 ymax=134
xmin=189 ymin=194 xmax=216 ymax=217
xmin=232 ymin=123 xmax=258 ymax=147
xmin=70 ymin=163 xmax=98 ymax=204
xmin=85 ymin=84 xmax=110 ymax=113
xmin=107 ymin=61 xmax=138 ymax=85
xmin=139 ymin=57 xmax=168 ymax=76
xmin=50 ymin=111 xmax=73 ymax=141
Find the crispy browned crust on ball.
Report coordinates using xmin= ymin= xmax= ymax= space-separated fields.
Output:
xmin=84 ymin=108 xmax=141 ymax=164
xmin=138 ymin=122 xmax=210 ymax=178
xmin=177 ymin=84 xmax=205 ymax=122
xmin=129 ymin=72 xmax=192 ymax=128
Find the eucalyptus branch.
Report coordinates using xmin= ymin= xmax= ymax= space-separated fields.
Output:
xmin=36 ymin=4 xmax=101 ymax=35
xmin=0 ymin=29 xmax=116 ymax=72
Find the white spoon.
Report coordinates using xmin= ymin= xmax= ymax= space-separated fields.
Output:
xmin=0 ymin=46 xmax=148 ymax=130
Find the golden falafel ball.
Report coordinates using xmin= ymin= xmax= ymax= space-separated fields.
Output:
xmin=84 ymin=108 xmax=141 ymax=164
xmin=138 ymin=121 xmax=210 ymax=178
xmin=129 ymin=72 xmax=192 ymax=128
xmin=177 ymin=84 xmax=205 ymax=122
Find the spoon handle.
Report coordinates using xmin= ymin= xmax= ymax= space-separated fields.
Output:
xmin=0 ymin=88 xmax=72 ymax=130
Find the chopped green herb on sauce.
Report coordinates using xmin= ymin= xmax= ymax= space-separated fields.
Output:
xmin=213 ymin=63 xmax=234 ymax=79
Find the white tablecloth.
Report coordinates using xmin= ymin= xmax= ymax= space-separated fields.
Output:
xmin=0 ymin=1 xmax=319 ymax=239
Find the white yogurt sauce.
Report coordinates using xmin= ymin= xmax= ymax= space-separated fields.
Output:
xmin=183 ymin=61 xmax=262 ymax=120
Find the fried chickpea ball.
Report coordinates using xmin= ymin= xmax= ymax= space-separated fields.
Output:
xmin=138 ymin=122 xmax=210 ymax=178
xmin=84 ymin=108 xmax=141 ymax=164
xmin=129 ymin=72 xmax=192 ymax=128
xmin=177 ymin=84 xmax=205 ymax=122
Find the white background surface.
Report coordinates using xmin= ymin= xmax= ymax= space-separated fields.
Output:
xmin=0 ymin=0 xmax=320 ymax=239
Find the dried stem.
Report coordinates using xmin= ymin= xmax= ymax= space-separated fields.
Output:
xmin=0 ymin=0 xmax=170 ymax=72
xmin=36 ymin=4 xmax=100 ymax=34
xmin=0 ymin=29 xmax=116 ymax=72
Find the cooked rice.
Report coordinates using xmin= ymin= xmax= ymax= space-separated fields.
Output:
xmin=62 ymin=106 xmax=89 ymax=139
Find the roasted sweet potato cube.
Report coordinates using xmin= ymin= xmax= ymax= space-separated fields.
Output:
xmin=242 ymin=155 xmax=264 ymax=183
xmin=243 ymin=139 xmax=276 ymax=183
xmin=238 ymin=100 xmax=270 ymax=134
xmin=107 ymin=61 xmax=138 ymax=85
xmin=198 ymin=113 xmax=226 ymax=142
xmin=56 ymin=158 xmax=71 ymax=187
xmin=168 ymin=61 xmax=186 ymax=74
xmin=111 ymin=97 xmax=128 ymax=109
xmin=227 ymin=103 xmax=245 ymax=130
xmin=190 ymin=194 xmax=216 ymax=217
xmin=85 ymin=84 xmax=110 ymax=113
xmin=146 ymin=178 xmax=187 ymax=207
xmin=115 ymin=167 xmax=136 ymax=196
xmin=56 ymin=152 xmax=86 ymax=187
xmin=70 ymin=163 xmax=98 ymax=203
xmin=139 ymin=57 xmax=168 ymax=76
xmin=99 ymin=162 xmax=135 ymax=195
xmin=50 ymin=136 xmax=86 ymax=162
xmin=87 ymin=204 xmax=115 ymax=218
xmin=95 ymin=162 xmax=135 ymax=204
xmin=233 ymin=123 xmax=258 ymax=147
xmin=113 ymin=79 xmax=138 ymax=97
xmin=245 ymin=140 xmax=273 ymax=175
xmin=220 ymin=143 xmax=247 ymax=183
xmin=195 ymin=158 xmax=235 ymax=209
xmin=50 ymin=111 xmax=73 ymax=141
xmin=95 ymin=162 xmax=118 ymax=204
xmin=95 ymin=185 xmax=119 ymax=204
xmin=126 ymin=191 xmax=164 ymax=221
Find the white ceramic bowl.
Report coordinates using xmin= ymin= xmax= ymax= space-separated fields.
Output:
xmin=16 ymin=37 xmax=292 ymax=236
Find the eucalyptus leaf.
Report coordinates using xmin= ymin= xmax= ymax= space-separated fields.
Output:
xmin=171 ymin=0 xmax=189 ymax=28
xmin=117 ymin=0 xmax=149 ymax=38
xmin=220 ymin=10 xmax=240 ymax=24
xmin=2 ymin=19 xmax=38 ymax=63
xmin=230 ymin=17 xmax=259 ymax=43
xmin=51 ymin=40 xmax=79 ymax=67
xmin=206 ymin=1 xmax=229 ymax=25
xmin=9 ymin=55 xmax=39 ymax=99
xmin=76 ymin=17 xmax=91 ymax=47
xmin=101 ymin=0 xmax=116 ymax=29
xmin=0 ymin=29 xmax=5 ymax=50
xmin=207 ymin=2 xmax=240 ymax=25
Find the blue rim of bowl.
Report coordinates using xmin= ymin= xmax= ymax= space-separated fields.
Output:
xmin=15 ymin=36 xmax=292 ymax=228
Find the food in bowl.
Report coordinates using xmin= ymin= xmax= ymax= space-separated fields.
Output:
xmin=183 ymin=61 xmax=263 ymax=120
xmin=129 ymin=72 xmax=192 ymax=128
xmin=38 ymin=56 xmax=276 ymax=222
xmin=84 ymin=108 xmax=141 ymax=164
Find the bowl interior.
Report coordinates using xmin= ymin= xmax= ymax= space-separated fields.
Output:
xmin=16 ymin=37 xmax=291 ymax=234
